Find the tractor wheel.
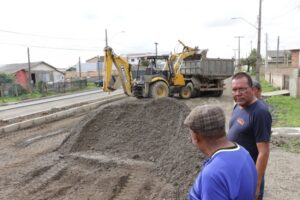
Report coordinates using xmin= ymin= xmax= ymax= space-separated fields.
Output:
xmin=150 ymin=81 xmax=169 ymax=98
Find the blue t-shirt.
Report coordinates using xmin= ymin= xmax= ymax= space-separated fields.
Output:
xmin=228 ymin=100 xmax=272 ymax=162
xmin=188 ymin=144 xmax=257 ymax=200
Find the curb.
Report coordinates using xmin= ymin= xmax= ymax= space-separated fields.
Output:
xmin=272 ymin=127 xmax=300 ymax=136
xmin=0 ymin=94 xmax=126 ymax=135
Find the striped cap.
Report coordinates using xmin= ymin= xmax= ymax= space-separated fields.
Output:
xmin=184 ymin=105 xmax=225 ymax=136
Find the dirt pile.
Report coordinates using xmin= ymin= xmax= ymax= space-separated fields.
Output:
xmin=59 ymin=97 xmax=206 ymax=197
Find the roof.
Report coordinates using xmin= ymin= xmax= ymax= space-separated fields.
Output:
xmin=0 ymin=61 xmax=64 ymax=74
xmin=267 ymin=50 xmax=291 ymax=58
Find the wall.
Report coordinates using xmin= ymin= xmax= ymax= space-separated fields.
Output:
xmin=265 ymin=67 xmax=299 ymax=99
xmin=298 ymin=78 xmax=300 ymax=99
xmin=65 ymin=71 xmax=100 ymax=80
xmin=32 ymin=63 xmax=64 ymax=83
xmin=53 ymin=71 xmax=65 ymax=82
xmin=291 ymin=50 xmax=300 ymax=68
xmin=15 ymin=70 xmax=28 ymax=88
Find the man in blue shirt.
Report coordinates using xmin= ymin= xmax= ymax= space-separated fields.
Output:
xmin=184 ymin=105 xmax=257 ymax=200
xmin=228 ymin=72 xmax=272 ymax=200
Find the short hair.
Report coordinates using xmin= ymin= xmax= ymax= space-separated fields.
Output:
xmin=184 ymin=105 xmax=225 ymax=137
xmin=252 ymin=80 xmax=261 ymax=90
xmin=232 ymin=72 xmax=253 ymax=87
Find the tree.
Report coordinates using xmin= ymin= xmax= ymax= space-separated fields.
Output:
xmin=66 ymin=66 xmax=76 ymax=72
xmin=241 ymin=49 xmax=261 ymax=73
xmin=0 ymin=73 xmax=15 ymax=83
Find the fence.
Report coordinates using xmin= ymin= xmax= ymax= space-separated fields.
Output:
xmin=0 ymin=79 xmax=87 ymax=97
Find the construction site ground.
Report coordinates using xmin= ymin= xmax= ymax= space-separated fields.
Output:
xmin=0 ymin=91 xmax=300 ymax=199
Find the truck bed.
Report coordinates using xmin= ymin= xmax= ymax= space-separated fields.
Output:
xmin=180 ymin=58 xmax=235 ymax=79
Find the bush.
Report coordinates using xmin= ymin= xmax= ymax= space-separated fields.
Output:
xmin=37 ymin=81 xmax=47 ymax=93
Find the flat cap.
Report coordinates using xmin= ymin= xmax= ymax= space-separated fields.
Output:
xmin=252 ymin=80 xmax=261 ymax=90
xmin=184 ymin=105 xmax=225 ymax=136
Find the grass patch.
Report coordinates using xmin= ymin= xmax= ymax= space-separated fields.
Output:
xmin=266 ymin=96 xmax=300 ymax=127
xmin=0 ymin=83 xmax=98 ymax=104
xmin=259 ymin=79 xmax=300 ymax=127
xmin=1 ymin=92 xmax=46 ymax=104
xmin=280 ymin=143 xmax=300 ymax=153
xmin=261 ymin=79 xmax=280 ymax=92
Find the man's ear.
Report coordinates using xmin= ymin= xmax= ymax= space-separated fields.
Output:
xmin=191 ymin=131 xmax=201 ymax=143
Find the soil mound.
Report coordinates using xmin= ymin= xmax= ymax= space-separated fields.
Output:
xmin=59 ymin=97 xmax=205 ymax=196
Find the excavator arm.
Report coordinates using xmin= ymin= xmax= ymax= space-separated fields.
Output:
xmin=165 ymin=40 xmax=207 ymax=86
xmin=103 ymin=46 xmax=133 ymax=96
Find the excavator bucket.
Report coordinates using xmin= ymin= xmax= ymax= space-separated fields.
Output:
xmin=107 ymin=75 xmax=122 ymax=91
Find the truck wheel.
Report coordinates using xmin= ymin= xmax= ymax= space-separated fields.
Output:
xmin=180 ymin=86 xmax=192 ymax=99
xmin=212 ymin=90 xmax=223 ymax=97
xmin=150 ymin=81 xmax=169 ymax=98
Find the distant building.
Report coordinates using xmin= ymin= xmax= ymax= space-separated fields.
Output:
xmin=266 ymin=50 xmax=291 ymax=65
xmin=0 ymin=61 xmax=64 ymax=89
xmin=65 ymin=60 xmax=103 ymax=81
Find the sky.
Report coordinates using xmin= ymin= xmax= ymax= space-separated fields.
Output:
xmin=0 ymin=0 xmax=299 ymax=69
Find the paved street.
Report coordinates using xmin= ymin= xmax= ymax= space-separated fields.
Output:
xmin=0 ymin=89 xmax=124 ymax=120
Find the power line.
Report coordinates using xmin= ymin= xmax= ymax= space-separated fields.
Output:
xmin=0 ymin=28 xmax=102 ymax=41
xmin=265 ymin=4 xmax=300 ymax=20
xmin=0 ymin=41 xmax=100 ymax=52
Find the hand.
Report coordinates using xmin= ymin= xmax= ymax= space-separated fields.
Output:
xmin=254 ymin=185 xmax=260 ymax=200
xmin=254 ymin=192 xmax=259 ymax=200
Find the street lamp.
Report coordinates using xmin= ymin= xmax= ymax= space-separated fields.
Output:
xmin=105 ymin=29 xmax=125 ymax=47
xmin=256 ymin=0 xmax=262 ymax=82
xmin=154 ymin=42 xmax=158 ymax=68
xmin=231 ymin=0 xmax=262 ymax=81
xmin=231 ymin=17 xmax=257 ymax=30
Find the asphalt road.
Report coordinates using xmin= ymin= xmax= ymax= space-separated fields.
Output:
xmin=0 ymin=89 xmax=124 ymax=121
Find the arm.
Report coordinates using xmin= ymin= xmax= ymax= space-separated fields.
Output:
xmin=255 ymin=142 xmax=270 ymax=199
xmin=103 ymin=46 xmax=133 ymax=96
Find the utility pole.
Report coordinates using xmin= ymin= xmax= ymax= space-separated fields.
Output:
xmin=265 ymin=33 xmax=268 ymax=70
xmin=255 ymin=0 xmax=262 ymax=81
xmin=78 ymin=57 xmax=82 ymax=78
xmin=235 ymin=36 xmax=244 ymax=71
xmin=97 ymin=56 xmax=101 ymax=81
xmin=276 ymin=36 xmax=280 ymax=68
xmin=154 ymin=42 xmax=158 ymax=68
xmin=105 ymin=29 xmax=108 ymax=47
xmin=27 ymin=47 xmax=32 ymax=93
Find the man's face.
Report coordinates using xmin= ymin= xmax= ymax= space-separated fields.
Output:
xmin=232 ymin=77 xmax=255 ymax=107
xmin=252 ymin=87 xmax=262 ymax=99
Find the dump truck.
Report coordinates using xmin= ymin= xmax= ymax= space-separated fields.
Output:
xmin=177 ymin=54 xmax=235 ymax=97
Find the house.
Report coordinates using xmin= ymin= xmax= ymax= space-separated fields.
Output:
xmin=264 ymin=49 xmax=300 ymax=99
xmin=266 ymin=50 xmax=291 ymax=65
xmin=0 ymin=61 xmax=64 ymax=89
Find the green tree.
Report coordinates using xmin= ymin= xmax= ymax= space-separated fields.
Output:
xmin=66 ymin=66 xmax=76 ymax=71
xmin=241 ymin=49 xmax=261 ymax=73
xmin=0 ymin=73 xmax=15 ymax=83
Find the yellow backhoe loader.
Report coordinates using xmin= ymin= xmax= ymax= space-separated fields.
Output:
xmin=103 ymin=46 xmax=169 ymax=98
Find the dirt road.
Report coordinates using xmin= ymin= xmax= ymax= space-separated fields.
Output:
xmin=0 ymin=93 xmax=299 ymax=199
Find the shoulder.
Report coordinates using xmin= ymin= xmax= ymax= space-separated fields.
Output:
xmin=248 ymin=100 xmax=271 ymax=115
xmin=254 ymin=100 xmax=268 ymax=110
